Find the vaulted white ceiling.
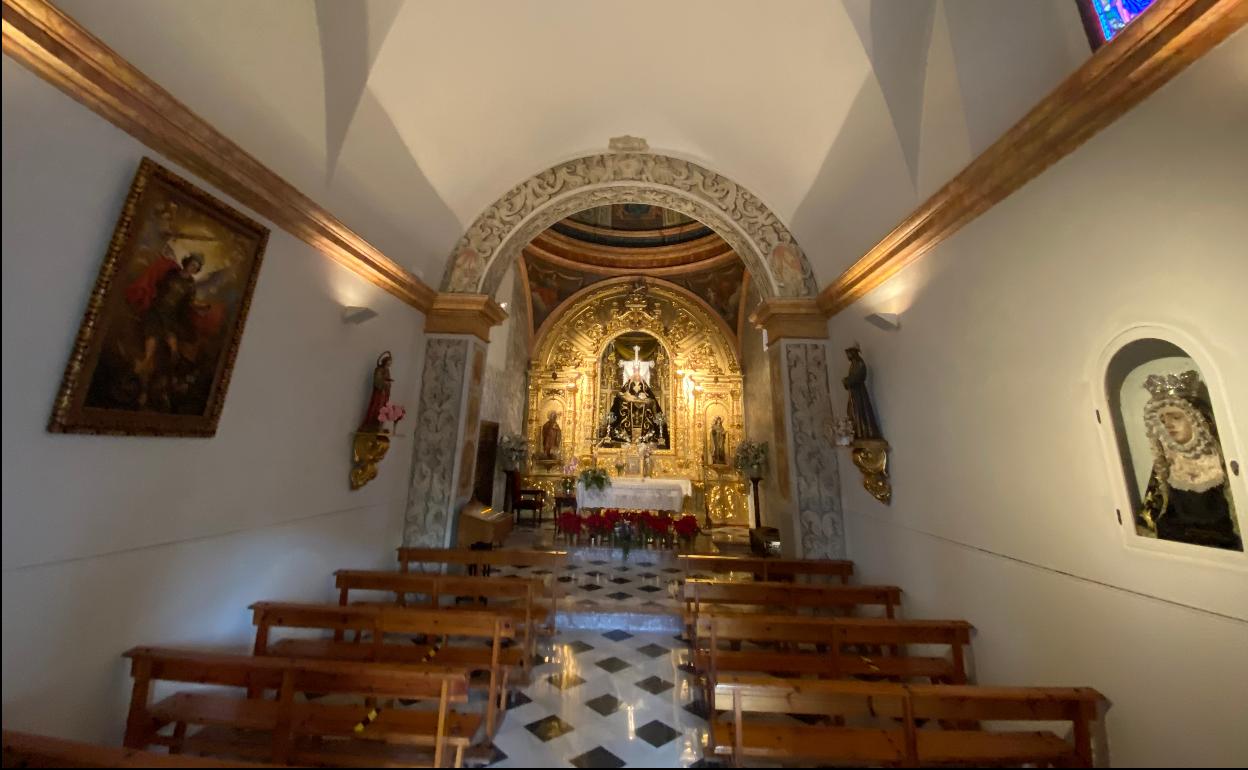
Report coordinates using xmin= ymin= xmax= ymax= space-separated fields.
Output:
xmin=55 ymin=0 xmax=1087 ymax=288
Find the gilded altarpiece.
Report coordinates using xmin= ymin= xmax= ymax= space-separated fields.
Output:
xmin=526 ymin=279 xmax=749 ymax=525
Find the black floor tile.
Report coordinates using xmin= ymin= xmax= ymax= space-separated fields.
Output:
xmin=525 ymin=714 xmax=575 ymax=742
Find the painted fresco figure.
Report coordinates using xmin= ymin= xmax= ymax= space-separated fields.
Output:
xmin=843 ymin=346 xmax=883 ymax=441
xmin=1139 ymin=371 xmax=1241 ymax=551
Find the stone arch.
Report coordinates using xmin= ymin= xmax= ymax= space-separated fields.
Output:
xmin=441 ymin=152 xmax=819 ymax=299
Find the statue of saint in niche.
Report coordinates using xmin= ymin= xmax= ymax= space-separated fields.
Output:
xmin=709 ymin=416 xmax=728 ymax=465
xmin=1138 ymin=371 xmax=1241 ymax=551
xmin=843 ymin=346 xmax=883 ymax=441
xmin=540 ymin=411 xmax=562 ymax=461
xmin=603 ymin=343 xmax=670 ymax=448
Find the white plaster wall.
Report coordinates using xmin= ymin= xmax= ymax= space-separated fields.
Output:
xmin=828 ymin=30 xmax=1248 ymax=767
xmin=1 ymin=59 xmax=425 ymax=743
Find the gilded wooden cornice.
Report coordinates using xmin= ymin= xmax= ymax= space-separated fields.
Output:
xmin=750 ymin=298 xmax=827 ymax=342
xmin=424 ymin=293 xmax=508 ymax=342
xmin=818 ymin=0 xmax=1248 ymax=317
xmin=2 ymin=0 xmax=436 ymax=312
xmin=533 ymin=227 xmax=733 ymax=269
xmin=523 ymin=239 xmax=741 ymax=278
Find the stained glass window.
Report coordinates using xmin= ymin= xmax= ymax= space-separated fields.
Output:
xmin=1077 ymin=0 xmax=1158 ymax=49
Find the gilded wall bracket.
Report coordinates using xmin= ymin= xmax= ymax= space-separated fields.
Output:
xmin=850 ymin=438 xmax=891 ymax=505
xmin=350 ymin=431 xmax=391 ymax=490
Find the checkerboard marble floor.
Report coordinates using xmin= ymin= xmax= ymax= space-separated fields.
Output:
xmin=484 ymin=628 xmax=715 ymax=768
xmin=492 ymin=558 xmax=690 ymax=615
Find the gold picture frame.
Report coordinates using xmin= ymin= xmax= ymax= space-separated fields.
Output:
xmin=48 ymin=157 xmax=269 ymax=436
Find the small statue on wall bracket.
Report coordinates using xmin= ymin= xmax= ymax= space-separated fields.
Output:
xmin=351 ymin=351 xmax=401 ymax=490
xmin=843 ymin=346 xmax=891 ymax=504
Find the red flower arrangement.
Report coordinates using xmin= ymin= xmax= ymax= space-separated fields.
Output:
xmin=604 ymin=508 xmax=622 ymax=527
xmin=649 ymin=513 xmax=672 ymax=534
xmin=558 ymin=511 xmax=582 ymax=536
xmin=674 ymin=515 xmax=699 ymax=539
xmin=584 ymin=512 xmax=611 ymax=535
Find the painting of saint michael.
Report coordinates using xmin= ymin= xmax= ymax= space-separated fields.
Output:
xmin=48 ymin=158 xmax=269 ymax=436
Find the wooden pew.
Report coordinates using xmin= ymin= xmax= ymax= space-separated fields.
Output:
xmin=396 ymin=547 xmax=567 ymax=575
xmin=683 ymin=579 xmax=903 ymax=647
xmin=712 ymin=675 xmax=1109 ymax=767
xmin=250 ymin=602 xmax=516 ymax=738
xmin=695 ymin=613 xmax=975 ymax=696
xmin=2 ymin=729 xmax=274 ymax=768
xmin=679 ymin=554 xmax=854 ymax=584
xmin=333 ymin=570 xmax=548 ymax=663
xmin=395 ymin=548 xmax=568 ymax=633
xmin=121 ymin=647 xmax=474 ymax=768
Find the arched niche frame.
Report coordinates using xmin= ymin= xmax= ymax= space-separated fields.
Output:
xmin=440 ymin=152 xmax=819 ymax=299
xmin=1091 ymin=323 xmax=1246 ymax=567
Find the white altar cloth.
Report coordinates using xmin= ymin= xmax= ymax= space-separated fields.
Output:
xmin=577 ymin=477 xmax=692 ymax=512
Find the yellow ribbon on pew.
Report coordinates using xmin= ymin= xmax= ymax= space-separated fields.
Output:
xmin=352 ymin=635 xmax=449 ymax=733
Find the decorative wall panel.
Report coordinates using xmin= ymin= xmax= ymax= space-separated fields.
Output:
xmin=782 ymin=341 xmax=844 ymax=558
xmin=403 ymin=337 xmax=472 ymax=547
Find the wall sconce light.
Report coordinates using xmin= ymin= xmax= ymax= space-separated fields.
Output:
xmin=865 ymin=312 xmax=900 ymax=331
xmin=342 ymin=306 xmax=378 ymax=325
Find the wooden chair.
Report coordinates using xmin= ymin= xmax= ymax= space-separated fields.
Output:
xmin=712 ymin=675 xmax=1109 ymax=767
xmin=333 ymin=569 xmax=549 ymax=663
xmin=3 ymin=729 xmax=273 ymax=768
xmin=680 ymin=554 xmax=855 ymax=584
xmin=510 ymin=474 xmax=545 ymax=526
xmin=249 ymin=602 xmax=517 ymax=738
xmin=121 ymin=647 xmax=473 ymax=767
xmin=683 ymin=579 xmax=903 ymax=649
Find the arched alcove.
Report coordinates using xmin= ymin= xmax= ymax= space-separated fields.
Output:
xmin=1101 ymin=333 xmax=1243 ymax=554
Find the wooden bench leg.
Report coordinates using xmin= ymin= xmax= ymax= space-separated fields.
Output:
xmin=169 ymin=722 xmax=187 ymax=755
xmin=123 ymin=659 xmax=153 ymax=749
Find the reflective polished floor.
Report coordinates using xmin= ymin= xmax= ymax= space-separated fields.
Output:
xmin=485 ymin=628 xmax=713 ymax=768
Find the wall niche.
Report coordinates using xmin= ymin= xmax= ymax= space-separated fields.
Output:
xmin=1104 ymin=338 xmax=1242 ymax=553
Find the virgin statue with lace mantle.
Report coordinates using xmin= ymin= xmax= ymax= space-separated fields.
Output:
xmin=602 ymin=345 xmax=670 ymax=449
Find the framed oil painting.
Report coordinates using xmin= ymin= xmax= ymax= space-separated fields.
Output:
xmin=48 ymin=158 xmax=269 ymax=436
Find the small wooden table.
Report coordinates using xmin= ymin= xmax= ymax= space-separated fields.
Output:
xmin=553 ymin=495 xmax=578 ymax=516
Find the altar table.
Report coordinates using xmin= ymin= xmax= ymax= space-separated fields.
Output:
xmin=577 ymin=477 xmax=692 ymax=513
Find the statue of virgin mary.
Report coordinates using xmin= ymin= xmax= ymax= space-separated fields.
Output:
xmin=1138 ymin=371 xmax=1241 ymax=551
xmin=603 ymin=345 xmax=670 ymax=448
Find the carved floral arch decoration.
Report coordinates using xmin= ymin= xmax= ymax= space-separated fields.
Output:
xmin=441 ymin=152 xmax=819 ymax=299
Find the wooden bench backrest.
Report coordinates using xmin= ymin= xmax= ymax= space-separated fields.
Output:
xmin=906 ymin=684 xmax=1104 ymax=722
xmin=713 ymin=676 xmax=1107 ymax=767
xmin=700 ymin=613 xmax=971 ymax=646
xmin=711 ymin=675 xmax=906 ymax=717
xmin=698 ymin=613 xmax=973 ymax=685
xmin=686 ymin=579 xmax=901 ymax=615
xmin=681 ymin=554 xmax=854 ymax=582
xmin=122 ymin=647 xmax=469 ymax=767
xmin=396 ymin=547 xmax=567 ymax=572
xmin=334 ymin=570 xmax=537 ymax=604
xmin=249 ymin=602 xmax=514 ymax=656
xmin=124 ymin=646 xmax=469 ymax=701
xmin=3 ymin=730 xmax=276 ymax=768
